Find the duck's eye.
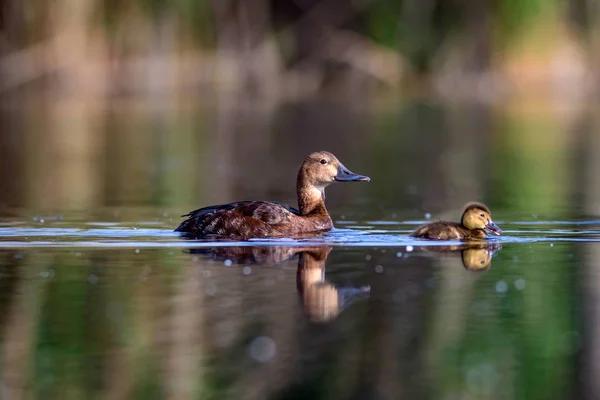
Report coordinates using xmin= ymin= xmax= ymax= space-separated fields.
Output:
xmin=480 ymin=213 xmax=485 ymax=218
xmin=320 ymin=159 xmax=328 ymax=165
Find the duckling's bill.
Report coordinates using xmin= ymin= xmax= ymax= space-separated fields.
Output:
xmin=485 ymin=220 xmax=502 ymax=235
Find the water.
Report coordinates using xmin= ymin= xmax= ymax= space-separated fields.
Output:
xmin=0 ymin=99 xmax=599 ymax=399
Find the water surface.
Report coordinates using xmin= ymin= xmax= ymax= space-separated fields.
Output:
xmin=0 ymin=99 xmax=599 ymax=399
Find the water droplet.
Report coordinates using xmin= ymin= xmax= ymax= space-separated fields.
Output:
xmin=249 ymin=336 xmax=276 ymax=362
xmin=425 ymin=213 xmax=431 ymax=219
xmin=88 ymin=274 xmax=98 ymax=285
xmin=396 ymin=252 xmax=403 ymax=258
xmin=550 ymin=243 xmax=554 ymax=247
xmin=163 ymin=212 xmax=169 ymax=217
xmin=135 ymin=249 xmax=140 ymax=254
xmin=202 ymin=269 xmax=211 ymax=278
xmin=406 ymin=246 xmax=414 ymax=252
xmin=391 ymin=213 xmax=397 ymax=218
xmin=495 ymin=281 xmax=508 ymax=294
xmin=76 ymin=252 xmax=82 ymax=257
xmin=32 ymin=216 xmax=38 ymax=221
xmin=374 ymin=265 xmax=383 ymax=273
xmin=40 ymin=219 xmax=44 ymax=224
xmin=340 ymin=215 xmax=346 ymax=220
xmin=243 ymin=266 xmax=252 ymax=275
xmin=224 ymin=259 xmax=233 ymax=267
xmin=514 ymin=278 xmax=526 ymax=290
xmin=365 ymin=255 xmax=372 ymax=261
xmin=40 ymin=271 xmax=49 ymax=278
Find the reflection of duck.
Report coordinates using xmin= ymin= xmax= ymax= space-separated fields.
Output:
xmin=175 ymin=151 xmax=369 ymax=240
xmin=413 ymin=242 xmax=502 ymax=271
xmin=189 ymin=245 xmax=370 ymax=322
xmin=411 ymin=202 xmax=502 ymax=240
xmin=296 ymin=248 xmax=370 ymax=323
xmin=188 ymin=246 xmax=307 ymax=265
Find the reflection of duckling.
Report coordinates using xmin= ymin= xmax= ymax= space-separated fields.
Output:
xmin=413 ymin=242 xmax=501 ymax=271
xmin=296 ymin=249 xmax=370 ymax=323
xmin=411 ymin=202 xmax=502 ymax=240
xmin=175 ymin=151 xmax=369 ymax=239
xmin=461 ymin=247 xmax=494 ymax=271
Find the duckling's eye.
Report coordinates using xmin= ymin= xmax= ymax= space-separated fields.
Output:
xmin=320 ymin=159 xmax=328 ymax=165
xmin=480 ymin=260 xmax=485 ymax=265
xmin=480 ymin=213 xmax=485 ymax=218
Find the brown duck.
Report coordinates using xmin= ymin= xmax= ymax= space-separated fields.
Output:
xmin=410 ymin=202 xmax=502 ymax=240
xmin=175 ymin=151 xmax=370 ymax=239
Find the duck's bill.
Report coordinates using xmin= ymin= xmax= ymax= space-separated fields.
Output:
xmin=335 ymin=165 xmax=370 ymax=182
xmin=485 ymin=221 xmax=502 ymax=235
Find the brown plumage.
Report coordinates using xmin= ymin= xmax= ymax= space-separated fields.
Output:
xmin=175 ymin=151 xmax=369 ymax=239
xmin=410 ymin=202 xmax=502 ymax=240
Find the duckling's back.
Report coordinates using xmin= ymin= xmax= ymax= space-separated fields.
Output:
xmin=411 ymin=221 xmax=487 ymax=240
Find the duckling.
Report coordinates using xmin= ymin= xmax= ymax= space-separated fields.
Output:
xmin=410 ymin=202 xmax=501 ymax=240
xmin=175 ymin=151 xmax=369 ymax=239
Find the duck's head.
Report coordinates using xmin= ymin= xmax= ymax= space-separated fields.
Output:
xmin=461 ymin=202 xmax=502 ymax=235
xmin=299 ymin=151 xmax=370 ymax=189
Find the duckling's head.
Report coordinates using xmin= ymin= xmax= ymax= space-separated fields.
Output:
xmin=462 ymin=248 xmax=493 ymax=271
xmin=299 ymin=151 xmax=370 ymax=189
xmin=461 ymin=202 xmax=502 ymax=235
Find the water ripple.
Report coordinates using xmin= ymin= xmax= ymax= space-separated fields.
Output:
xmin=0 ymin=222 xmax=598 ymax=248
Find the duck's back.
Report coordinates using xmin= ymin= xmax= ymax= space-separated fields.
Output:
xmin=411 ymin=221 xmax=486 ymax=240
xmin=175 ymin=200 xmax=329 ymax=239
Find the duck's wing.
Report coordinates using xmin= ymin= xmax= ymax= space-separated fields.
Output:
xmin=180 ymin=201 xmax=299 ymax=218
xmin=175 ymin=200 xmax=300 ymax=235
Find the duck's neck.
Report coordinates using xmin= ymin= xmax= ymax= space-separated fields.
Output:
xmin=297 ymin=176 xmax=328 ymax=216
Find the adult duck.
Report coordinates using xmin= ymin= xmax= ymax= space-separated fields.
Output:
xmin=175 ymin=151 xmax=369 ymax=239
